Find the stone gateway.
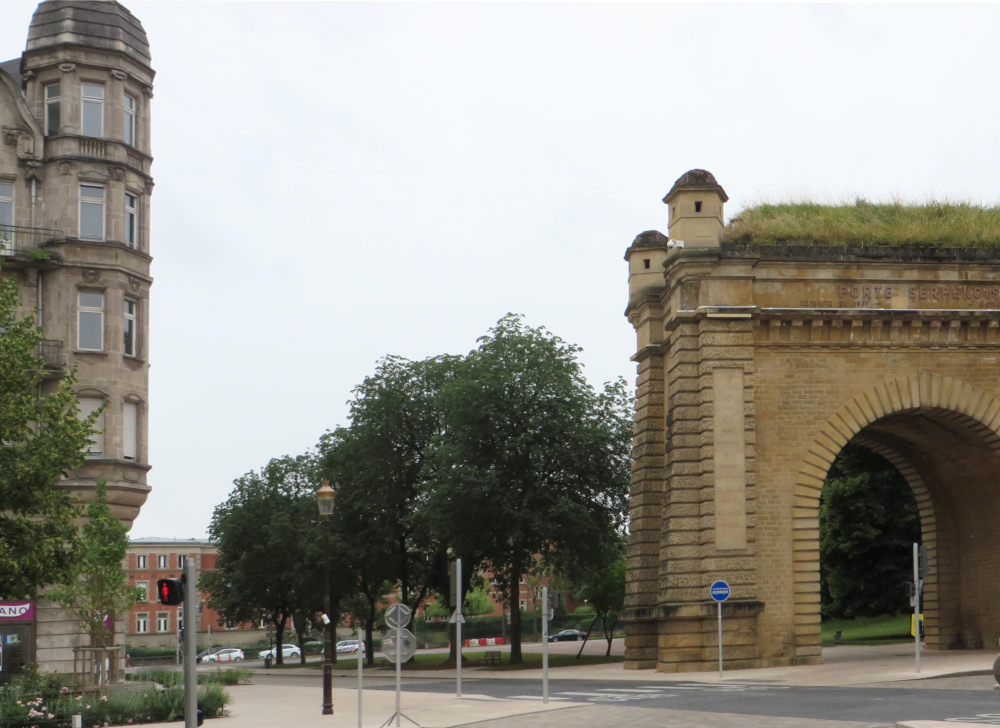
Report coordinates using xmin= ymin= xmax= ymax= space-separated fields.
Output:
xmin=623 ymin=170 xmax=1000 ymax=672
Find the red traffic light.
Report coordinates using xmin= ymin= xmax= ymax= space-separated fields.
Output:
xmin=157 ymin=578 xmax=184 ymax=606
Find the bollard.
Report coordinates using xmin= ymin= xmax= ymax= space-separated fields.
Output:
xmin=264 ymin=654 xmax=272 ymax=670
xmin=834 ymin=630 xmax=842 ymax=646
xmin=72 ymin=716 xmax=83 ymax=728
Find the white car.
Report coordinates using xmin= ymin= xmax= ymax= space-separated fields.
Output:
xmin=206 ymin=648 xmax=244 ymax=663
xmin=335 ymin=640 xmax=364 ymax=654
xmin=258 ymin=644 xmax=302 ymax=660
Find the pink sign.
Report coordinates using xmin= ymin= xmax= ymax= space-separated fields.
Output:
xmin=0 ymin=602 xmax=34 ymax=621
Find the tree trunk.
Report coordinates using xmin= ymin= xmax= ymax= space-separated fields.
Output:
xmin=296 ymin=624 xmax=307 ymax=665
xmin=365 ymin=600 xmax=377 ymax=667
xmin=604 ymin=616 xmax=619 ymax=657
xmin=509 ymin=567 xmax=523 ymax=664
xmin=274 ymin=614 xmax=287 ymax=666
xmin=576 ymin=614 xmax=599 ymax=659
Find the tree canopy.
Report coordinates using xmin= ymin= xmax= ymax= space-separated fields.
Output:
xmin=0 ymin=271 xmax=96 ymax=599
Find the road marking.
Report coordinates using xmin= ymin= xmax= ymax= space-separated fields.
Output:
xmin=507 ymin=696 xmax=571 ymax=701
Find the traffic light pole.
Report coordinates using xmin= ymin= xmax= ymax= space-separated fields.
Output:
xmin=914 ymin=543 xmax=921 ymax=674
xmin=184 ymin=559 xmax=197 ymax=728
xmin=541 ymin=586 xmax=549 ymax=704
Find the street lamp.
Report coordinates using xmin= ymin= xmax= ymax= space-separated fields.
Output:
xmin=316 ymin=480 xmax=336 ymax=716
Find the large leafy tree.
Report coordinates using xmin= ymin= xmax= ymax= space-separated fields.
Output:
xmin=574 ymin=550 xmax=626 ymax=657
xmin=321 ymin=355 xmax=464 ymax=664
xmin=0 ymin=271 xmax=95 ymax=599
xmin=50 ymin=481 xmax=141 ymax=646
xmin=820 ymin=444 xmax=921 ymax=619
xmin=203 ymin=454 xmax=341 ymax=665
xmin=432 ymin=315 xmax=631 ymax=663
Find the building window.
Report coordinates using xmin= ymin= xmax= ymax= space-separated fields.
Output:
xmin=156 ymin=613 xmax=168 ymax=632
xmin=519 ymin=599 xmax=526 ymax=611
xmin=77 ymin=291 xmax=104 ymax=350
xmin=81 ymin=83 xmax=104 ymax=137
xmin=79 ymin=184 xmax=105 ymax=241
xmin=157 ymin=554 xmax=167 ymax=569
xmin=136 ymin=614 xmax=149 ymax=634
xmin=136 ymin=581 xmax=149 ymax=602
xmin=0 ymin=180 xmax=12 ymax=250
xmin=44 ymin=83 xmax=60 ymax=136
xmin=136 ymin=554 xmax=147 ymax=569
xmin=178 ymin=555 xmax=187 ymax=568
xmin=123 ymin=93 xmax=136 ymax=146
xmin=178 ymin=610 xmax=183 ymax=631
xmin=124 ymin=192 xmax=138 ymax=248
xmin=124 ymin=401 xmax=138 ymax=461
xmin=77 ymin=397 xmax=105 ymax=459
xmin=124 ymin=299 xmax=137 ymax=356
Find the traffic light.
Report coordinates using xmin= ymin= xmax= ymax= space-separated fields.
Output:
xmin=157 ymin=577 xmax=184 ymax=606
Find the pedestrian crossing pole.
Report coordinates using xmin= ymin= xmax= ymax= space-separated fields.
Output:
xmin=542 ymin=586 xmax=549 ymax=704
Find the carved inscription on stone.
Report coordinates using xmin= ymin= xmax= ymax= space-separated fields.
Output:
xmin=712 ymin=368 xmax=747 ymax=550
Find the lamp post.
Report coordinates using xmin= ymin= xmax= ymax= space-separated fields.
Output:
xmin=316 ymin=480 xmax=336 ymax=716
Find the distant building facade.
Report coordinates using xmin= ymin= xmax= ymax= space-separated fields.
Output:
xmin=0 ymin=0 xmax=154 ymax=674
xmin=125 ymin=539 xmax=263 ymax=649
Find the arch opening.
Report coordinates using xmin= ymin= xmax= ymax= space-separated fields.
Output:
xmin=800 ymin=402 xmax=1000 ymax=655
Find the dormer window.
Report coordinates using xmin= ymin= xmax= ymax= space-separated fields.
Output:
xmin=695 ymin=201 xmax=703 ymax=213
xmin=44 ymin=83 xmax=60 ymax=136
xmin=81 ymin=84 xmax=104 ymax=138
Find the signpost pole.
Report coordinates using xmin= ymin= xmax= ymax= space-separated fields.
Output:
xmin=183 ymin=559 xmax=197 ymax=728
xmin=913 ymin=543 xmax=920 ymax=674
xmin=396 ymin=593 xmax=402 ymax=727
xmin=357 ymin=627 xmax=363 ymax=728
xmin=456 ymin=558 xmax=463 ymax=698
xmin=542 ymin=586 xmax=549 ymax=704
xmin=718 ymin=600 xmax=723 ymax=679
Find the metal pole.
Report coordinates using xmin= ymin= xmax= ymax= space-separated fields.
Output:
xmin=357 ymin=627 xmax=363 ymax=728
xmin=717 ymin=601 xmax=723 ymax=679
xmin=542 ymin=586 xmax=549 ymax=704
xmin=914 ymin=542 xmax=920 ymax=674
xmin=183 ymin=559 xmax=197 ymax=728
xmin=456 ymin=558 xmax=463 ymax=698
xmin=322 ymin=519 xmax=334 ymax=715
xmin=395 ymin=594 xmax=402 ymax=728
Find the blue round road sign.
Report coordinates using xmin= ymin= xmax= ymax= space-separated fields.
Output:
xmin=710 ymin=581 xmax=731 ymax=602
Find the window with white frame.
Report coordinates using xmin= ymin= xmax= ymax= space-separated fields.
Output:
xmin=0 ymin=180 xmax=12 ymax=249
xmin=178 ymin=609 xmax=184 ymax=631
xmin=124 ymin=192 xmax=138 ymax=248
xmin=136 ymin=554 xmax=147 ymax=569
xmin=79 ymin=184 xmax=105 ymax=240
xmin=519 ymin=599 xmax=526 ymax=611
xmin=123 ymin=93 xmax=136 ymax=146
xmin=124 ymin=298 xmax=137 ymax=356
xmin=81 ymin=83 xmax=104 ymax=137
xmin=178 ymin=555 xmax=187 ymax=568
xmin=124 ymin=400 xmax=138 ymax=461
xmin=77 ymin=291 xmax=104 ymax=350
xmin=77 ymin=397 xmax=105 ymax=459
xmin=156 ymin=613 xmax=168 ymax=632
xmin=157 ymin=554 xmax=167 ymax=569
xmin=136 ymin=581 xmax=149 ymax=602
xmin=44 ymin=83 xmax=60 ymax=137
xmin=136 ymin=613 xmax=149 ymax=633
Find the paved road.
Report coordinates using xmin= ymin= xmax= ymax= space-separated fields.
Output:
xmin=254 ymin=673 xmax=1000 ymax=725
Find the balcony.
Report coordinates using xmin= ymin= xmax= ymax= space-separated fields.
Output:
xmin=0 ymin=225 xmax=63 ymax=258
xmin=36 ymin=339 xmax=64 ymax=372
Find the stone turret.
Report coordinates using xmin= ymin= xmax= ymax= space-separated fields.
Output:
xmin=663 ymin=169 xmax=727 ymax=248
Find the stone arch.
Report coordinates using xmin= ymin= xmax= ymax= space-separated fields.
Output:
xmin=791 ymin=371 xmax=1000 ymax=656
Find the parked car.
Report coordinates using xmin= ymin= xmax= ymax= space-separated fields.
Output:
xmin=335 ymin=640 xmax=364 ymax=654
xmin=195 ymin=645 xmax=224 ymax=664
xmin=258 ymin=644 xmax=302 ymax=660
xmin=548 ymin=629 xmax=586 ymax=642
xmin=205 ymin=648 xmax=244 ymax=663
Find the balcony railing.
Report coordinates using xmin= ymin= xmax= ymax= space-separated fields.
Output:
xmin=0 ymin=225 xmax=63 ymax=256
xmin=36 ymin=339 xmax=64 ymax=370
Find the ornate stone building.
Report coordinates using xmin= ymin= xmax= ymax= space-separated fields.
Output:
xmin=0 ymin=0 xmax=153 ymax=674
xmin=623 ymin=170 xmax=1000 ymax=673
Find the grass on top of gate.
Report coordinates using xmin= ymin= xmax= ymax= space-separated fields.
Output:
xmin=724 ymin=200 xmax=1000 ymax=248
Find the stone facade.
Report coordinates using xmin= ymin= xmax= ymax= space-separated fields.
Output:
xmin=623 ymin=170 xmax=1000 ymax=672
xmin=0 ymin=0 xmax=154 ymax=674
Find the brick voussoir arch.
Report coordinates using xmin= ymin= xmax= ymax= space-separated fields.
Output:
xmin=790 ymin=372 xmax=1000 ymax=656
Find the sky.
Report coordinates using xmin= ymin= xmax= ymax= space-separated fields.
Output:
xmin=5 ymin=1 xmax=1000 ymax=539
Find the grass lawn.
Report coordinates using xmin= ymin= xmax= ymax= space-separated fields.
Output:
xmin=821 ymin=614 xmax=912 ymax=646
xmin=275 ymin=650 xmax=624 ymax=672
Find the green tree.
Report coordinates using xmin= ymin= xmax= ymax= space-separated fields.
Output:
xmin=820 ymin=444 xmax=921 ymax=619
xmin=50 ymin=481 xmax=141 ymax=646
xmin=203 ymin=454 xmax=340 ymax=665
xmin=432 ymin=315 xmax=632 ymax=664
xmin=574 ymin=553 xmax=626 ymax=657
xmin=0 ymin=271 xmax=96 ymax=600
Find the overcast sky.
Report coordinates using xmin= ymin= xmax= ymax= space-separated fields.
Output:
xmin=5 ymin=1 xmax=1000 ymax=539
